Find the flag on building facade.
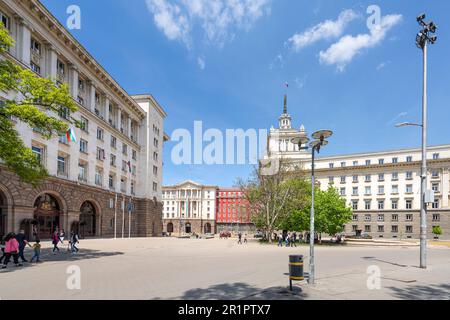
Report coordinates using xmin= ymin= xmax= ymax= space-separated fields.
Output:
xmin=66 ymin=128 xmax=77 ymax=143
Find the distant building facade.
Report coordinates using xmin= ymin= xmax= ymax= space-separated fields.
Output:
xmin=0 ymin=0 xmax=167 ymax=239
xmin=263 ymin=96 xmax=450 ymax=240
xmin=216 ymin=188 xmax=255 ymax=233
xmin=162 ymin=181 xmax=217 ymax=235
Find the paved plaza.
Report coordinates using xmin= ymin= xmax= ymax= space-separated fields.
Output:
xmin=0 ymin=237 xmax=449 ymax=300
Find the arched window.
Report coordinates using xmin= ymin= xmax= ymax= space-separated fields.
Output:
xmin=80 ymin=201 xmax=97 ymax=238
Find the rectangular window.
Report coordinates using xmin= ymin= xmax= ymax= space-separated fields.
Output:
xmin=364 ymin=214 xmax=371 ymax=222
xmin=392 ymin=201 xmax=398 ymax=210
xmin=378 ymin=201 xmax=385 ymax=210
xmin=329 ymin=176 xmax=334 ymax=184
xmin=432 ymin=183 xmax=439 ymax=192
xmin=352 ymin=225 xmax=358 ymax=232
xmin=352 ymin=201 xmax=358 ymax=210
xmin=95 ymin=170 xmax=103 ymax=186
xmin=1 ymin=11 xmax=10 ymax=29
xmin=120 ymin=178 xmax=126 ymax=193
xmin=109 ymin=175 xmax=115 ymax=190
xmin=378 ymin=159 xmax=384 ymax=165
xmin=341 ymin=162 xmax=346 ymax=168
xmin=59 ymin=134 xmax=69 ymax=145
xmin=431 ymin=170 xmax=439 ymax=178
xmin=122 ymin=160 xmax=128 ymax=173
xmin=131 ymin=182 xmax=135 ymax=195
xmin=378 ymin=173 xmax=385 ymax=181
xmin=378 ymin=225 xmax=384 ymax=233
xmin=329 ymin=163 xmax=334 ymax=169
xmin=406 ymin=200 xmax=413 ymax=210
xmin=406 ymin=156 xmax=413 ymax=163
xmin=32 ymin=146 xmax=43 ymax=164
xmin=406 ymin=226 xmax=413 ymax=234
xmin=406 ymin=185 xmax=413 ymax=194
xmin=153 ymin=152 xmax=158 ymax=162
xmin=111 ymin=136 xmax=117 ymax=149
xmin=80 ymin=116 xmax=89 ymax=132
xmin=57 ymin=156 xmax=67 ymax=176
xmin=432 ymin=199 xmax=439 ymax=209
xmin=432 ymin=214 xmax=440 ymax=222
xmin=377 ymin=214 xmax=385 ymax=222
xmin=392 ymin=214 xmax=398 ymax=222
xmin=406 ymin=214 xmax=413 ymax=221
xmin=406 ymin=171 xmax=413 ymax=180
xmin=132 ymin=165 xmax=136 ymax=176
xmin=365 ymin=225 xmax=371 ymax=232
xmin=353 ymin=161 xmax=358 ymax=166
xmin=96 ymin=148 xmax=105 ymax=161
xmin=392 ymin=172 xmax=398 ymax=181
xmin=132 ymin=150 xmax=137 ymax=161
xmin=97 ymin=128 xmax=104 ymax=141
xmin=122 ymin=144 xmax=128 ymax=155
xmin=352 ymin=175 xmax=358 ymax=183
xmin=391 ymin=185 xmax=399 ymax=194
xmin=378 ymin=186 xmax=385 ymax=195
xmin=365 ymin=160 xmax=371 ymax=166
xmin=340 ymin=188 xmax=346 ymax=196
xmin=365 ymin=186 xmax=371 ymax=195
xmin=365 ymin=201 xmax=371 ymax=210
xmin=79 ymin=139 xmax=88 ymax=153
xmin=391 ymin=225 xmax=398 ymax=233
xmin=110 ymin=154 xmax=116 ymax=167
xmin=365 ymin=175 xmax=371 ymax=182
xmin=30 ymin=62 xmax=41 ymax=75
xmin=392 ymin=157 xmax=398 ymax=164
xmin=352 ymin=187 xmax=358 ymax=196
xmin=352 ymin=214 xmax=358 ymax=221
xmin=78 ymin=163 xmax=87 ymax=182
xmin=153 ymin=166 xmax=158 ymax=176
xmin=432 ymin=153 xmax=439 ymax=160
xmin=153 ymin=182 xmax=158 ymax=192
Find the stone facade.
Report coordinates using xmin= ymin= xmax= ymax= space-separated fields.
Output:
xmin=163 ymin=219 xmax=216 ymax=236
xmin=0 ymin=165 xmax=163 ymax=239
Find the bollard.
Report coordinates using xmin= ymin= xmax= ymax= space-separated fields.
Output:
xmin=288 ymin=255 xmax=304 ymax=291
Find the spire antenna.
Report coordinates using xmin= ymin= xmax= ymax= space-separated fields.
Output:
xmin=283 ymin=94 xmax=287 ymax=114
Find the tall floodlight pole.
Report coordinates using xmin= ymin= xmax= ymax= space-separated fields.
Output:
xmin=292 ymin=129 xmax=333 ymax=285
xmin=416 ymin=14 xmax=437 ymax=269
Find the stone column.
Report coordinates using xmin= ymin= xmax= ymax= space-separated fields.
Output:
xmin=105 ymin=95 xmax=111 ymax=125
xmin=45 ymin=43 xmax=58 ymax=80
xmin=442 ymin=168 xmax=449 ymax=207
xmin=16 ymin=17 xmax=31 ymax=66
xmin=128 ymin=117 xmax=132 ymax=140
xmin=67 ymin=210 xmax=80 ymax=233
xmin=11 ymin=205 xmax=34 ymax=233
xmin=89 ymin=82 xmax=96 ymax=113
xmin=68 ymin=64 xmax=79 ymax=99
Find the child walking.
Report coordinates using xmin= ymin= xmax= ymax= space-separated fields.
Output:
xmin=30 ymin=240 xmax=41 ymax=263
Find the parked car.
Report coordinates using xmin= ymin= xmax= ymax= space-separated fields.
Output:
xmin=254 ymin=231 xmax=264 ymax=239
xmin=220 ymin=231 xmax=232 ymax=239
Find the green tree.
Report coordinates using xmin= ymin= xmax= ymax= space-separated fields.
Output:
xmin=237 ymin=161 xmax=309 ymax=243
xmin=283 ymin=186 xmax=353 ymax=239
xmin=0 ymin=24 xmax=78 ymax=185
xmin=432 ymin=226 xmax=442 ymax=238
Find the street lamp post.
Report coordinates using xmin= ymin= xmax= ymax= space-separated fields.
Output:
xmin=292 ymin=129 xmax=333 ymax=284
xmin=397 ymin=14 xmax=437 ymax=269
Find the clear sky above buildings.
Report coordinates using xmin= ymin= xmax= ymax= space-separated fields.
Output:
xmin=42 ymin=0 xmax=450 ymax=187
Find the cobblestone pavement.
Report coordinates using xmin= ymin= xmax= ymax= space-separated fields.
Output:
xmin=0 ymin=238 xmax=448 ymax=300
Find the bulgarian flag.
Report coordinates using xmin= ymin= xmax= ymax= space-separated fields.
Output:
xmin=66 ymin=127 xmax=77 ymax=143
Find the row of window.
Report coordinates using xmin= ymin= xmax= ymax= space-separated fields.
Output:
xmin=350 ymin=198 xmax=440 ymax=210
xmin=330 ymin=171 xmax=440 ymax=184
xmin=329 ymin=153 xmax=440 ymax=168
xmin=164 ymin=213 xmax=211 ymax=219
xmin=352 ymin=213 xmax=441 ymax=222
xmin=340 ymin=185 xmax=417 ymax=196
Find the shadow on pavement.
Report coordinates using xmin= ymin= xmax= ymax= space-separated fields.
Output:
xmin=362 ymin=257 xmax=409 ymax=268
xmin=387 ymin=283 xmax=450 ymax=300
xmin=0 ymin=247 xmax=124 ymax=273
xmin=175 ymin=282 xmax=308 ymax=300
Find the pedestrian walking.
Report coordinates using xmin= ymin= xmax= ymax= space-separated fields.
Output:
xmin=70 ymin=231 xmax=79 ymax=253
xmin=299 ymin=233 xmax=303 ymax=243
xmin=285 ymin=233 xmax=290 ymax=247
xmin=244 ymin=234 xmax=247 ymax=244
xmin=238 ymin=232 xmax=242 ymax=245
xmin=290 ymin=233 xmax=297 ymax=247
xmin=51 ymin=230 xmax=60 ymax=254
xmin=0 ymin=239 xmax=5 ymax=264
xmin=277 ymin=234 xmax=283 ymax=247
xmin=59 ymin=229 xmax=65 ymax=244
xmin=16 ymin=229 xmax=31 ymax=263
xmin=30 ymin=239 xmax=41 ymax=263
xmin=2 ymin=233 xmax=22 ymax=268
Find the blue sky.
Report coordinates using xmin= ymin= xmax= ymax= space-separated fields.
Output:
xmin=42 ymin=0 xmax=450 ymax=187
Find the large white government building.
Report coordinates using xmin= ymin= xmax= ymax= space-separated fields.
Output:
xmin=0 ymin=0 xmax=168 ymax=239
xmin=263 ymin=96 xmax=450 ymax=240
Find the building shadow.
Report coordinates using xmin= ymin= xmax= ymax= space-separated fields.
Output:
xmin=0 ymin=248 xmax=124 ymax=273
xmin=387 ymin=283 xmax=450 ymax=300
xmin=174 ymin=282 xmax=308 ymax=300
xmin=362 ymin=257 xmax=409 ymax=268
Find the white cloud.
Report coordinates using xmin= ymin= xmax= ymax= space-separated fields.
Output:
xmin=319 ymin=14 xmax=402 ymax=72
xmin=197 ymin=56 xmax=206 ymax=70
xmin=288 ymin=9 xmax=359 ymax=51
xmin=269 ymin=53 xmax=283 ymax=70
xmin=294 ymin=76 xmax=307 ymax=89
xmin=386 ymin=111 xmax=408 ymax=126
xmin=146 ymin=0 xmax=272 ymax=48
xmin=376 ymin=60 xmax=391 ymax=71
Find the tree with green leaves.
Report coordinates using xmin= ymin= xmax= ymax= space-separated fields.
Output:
xmin=0 ymin=24 xmax=78 ymax=185
xmin=432 ymin=226 xmax=442 ymax=239
xmin=282 ymin=186 xmax=353 ymax=240
xmin=237 ymin=160 xmax=310 ymax=243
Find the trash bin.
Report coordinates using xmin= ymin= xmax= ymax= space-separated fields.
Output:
xmin=288 ymin=255 xmax=304 ymax=291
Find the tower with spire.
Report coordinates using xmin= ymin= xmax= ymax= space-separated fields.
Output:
xmin=278 ymin=94 xmax=292 ymax=130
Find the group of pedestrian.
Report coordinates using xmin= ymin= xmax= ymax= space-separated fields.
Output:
xmin=237 ymin=232 xmax=247 ymax=245
xmin=0 ymin=228 xmax=80 ymax=269
xmin=276 ymin=232 xmax=301 ymax=247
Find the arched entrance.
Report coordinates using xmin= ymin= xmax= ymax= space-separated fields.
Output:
xmin=79 ymin=201 xmax=97 ymax=238
xmin=34 ymin=194 xmax=62 ymax=239
xmin=185 ymin=222 xmax=191 ymax=234
xmin=204 ymin=223 xmax=212 ymax=234
xmin=0 ymin=191 xmax=7 ymax=240
xmin=167 ymin=222 xmax=174 ymax=233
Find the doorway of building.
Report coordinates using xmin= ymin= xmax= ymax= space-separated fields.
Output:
xmin=33 ymin=194 xmax=62 ymax=239
xmin=204 ymin=223 xmax=212 ymax=234
xmin=80 ymin=201 xmax=97 ymax=238
xmin=167 ymin=222 xmax=174 ymax=233
xmin=185 ymin=222 xmax=191 ymax=234
xmin=0 ymin=191 xmax=7 ymax=240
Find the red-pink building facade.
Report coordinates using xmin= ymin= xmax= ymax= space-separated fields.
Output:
xmin=216 ymin=188 xmax=255 ymax=232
